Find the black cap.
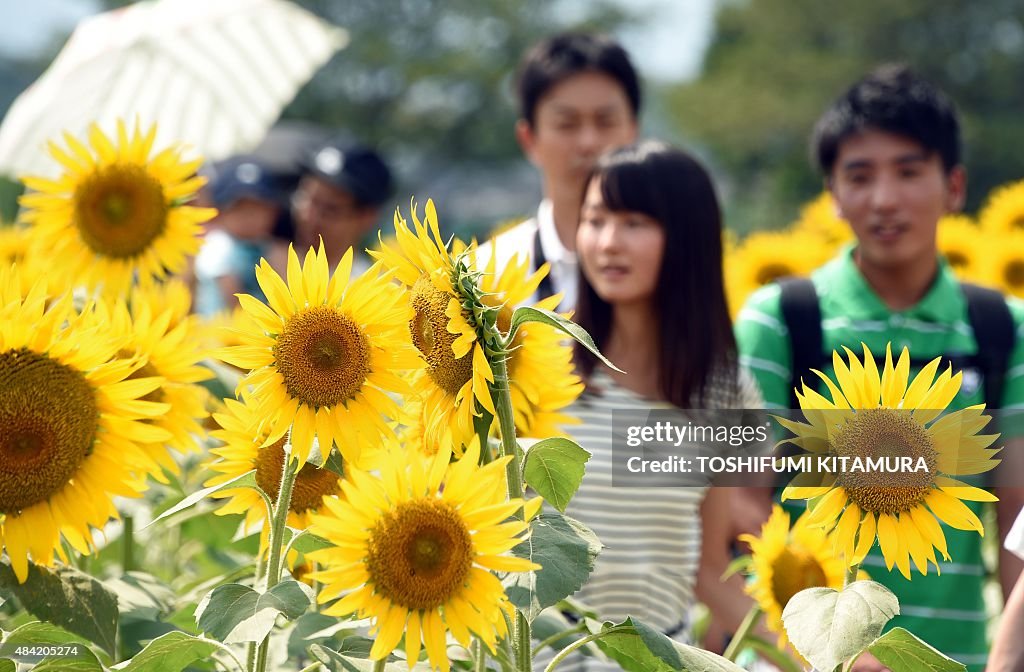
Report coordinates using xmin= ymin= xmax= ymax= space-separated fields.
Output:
xmin=209 ymin=156 xmax=286 ymax=208
xmin=301 ymin=140 xmax=393 ymax=207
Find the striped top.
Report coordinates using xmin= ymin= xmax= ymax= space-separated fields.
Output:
xmin=734 ymin=247 xmax=1024 ymax=672
xmin=533 ymin=366 xmax=762 ymax=671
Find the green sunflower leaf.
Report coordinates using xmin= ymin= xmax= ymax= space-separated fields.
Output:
xmin=507 ymin=306 xmax=622 ymax=372
xmin=522 ymin=437 xmax=590 ymax=512
xmin=0 ymin=561 xmax=118 ymax=658
xmin=309 ymin=643 xmax=434 ymax=671
xmin=145 ymin=469 xmax=261 ymax=529
xmin=504 ymin=512 xmax=601 ymax=622
xmin=781 ymin=580 xmax=899 ymax=672
xmin=117 ymin=631 xmax=221 ymax=672
xmin=581 ymin=617 xmax=747 ymax=672
xmin=0 ymin=621 xmax=101 ymax=671
xmin=867 ymin=627 xmax=966 ymax=672
xmin=194 ymin=579 xmax=314 ymax=644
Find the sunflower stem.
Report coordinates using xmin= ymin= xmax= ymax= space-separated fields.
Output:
xmin=531 ymin=624 xmax=587 ymax=657
xmin=542 ymin=626 xmax=632 ymax=672
xmin=487 ymin=352 xmax=532 ymax=671
xmin=255 ymin=430 xmax=299 ymax=672
xmin=844 ymin=562 xmax=861 ymax=588
xmin=723 ymin=605 xmax=762 ymax=661
xmin=372 ymin=659 xmax=386 ymax=672
xmin=472 ymin=639 xmax=486 ymax=672
xmin=122 ymin=515 xmax=134 ymax=572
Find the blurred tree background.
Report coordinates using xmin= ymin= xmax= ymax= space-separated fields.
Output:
xmin=1 ymin=0 xmax=1023 ymax=236
xmin=665 ymin=0 xmax=1024 ymax=234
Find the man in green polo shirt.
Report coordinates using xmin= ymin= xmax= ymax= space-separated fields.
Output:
xmin=735 ymin=65 xmax=1024 ymax=671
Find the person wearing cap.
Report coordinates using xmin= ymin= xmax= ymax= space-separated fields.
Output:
xmin=193 ymin=155 xmax=292 ymax=316
xmin=287 ymin=139 xmax=393 ymax=276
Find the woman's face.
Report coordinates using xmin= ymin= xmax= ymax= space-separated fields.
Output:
xmin=577 ymin=177 xmax=665 ymax=307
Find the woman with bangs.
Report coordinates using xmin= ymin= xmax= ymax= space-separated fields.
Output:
xmin=542 ymin=140 xmax=764 ymax=669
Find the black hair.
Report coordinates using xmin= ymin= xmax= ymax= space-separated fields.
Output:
xmin=574 ymin=141 xmax=736 ymax=407
xmin=515 ymin=32 xmax=641 ymax=127
xmin=812 ymin=64 xmax=961 ymax=175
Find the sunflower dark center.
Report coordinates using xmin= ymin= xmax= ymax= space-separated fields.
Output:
xmin=945 ymin=251 xmax=968 ymax=269
xmin=770 ymin=548 xmax=828 ymax=608
xmin=755 ymin=263 xmax=793 ymax=286
xmin=74 ymin=163 xmax=168 ymax=258
xmin=1004 ymin=260 xmax=1024 ymax=289
xmin=833 ymin=408 xmax=938 ymax=515
xmin=274 ymin=306 xmax=370 ymax=409
xmin=410 ymin=276 xmax=473 ymax=396
xmin=0 ymin=349 xmax=98 ymax=513
xmin=366 ymin=498 xmax=473 ymax=610
xmin=254 ymin=437 xmax=341 ymax=513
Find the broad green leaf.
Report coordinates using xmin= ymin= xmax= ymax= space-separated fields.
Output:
xmin=507 ymin=306 xmax=621 ymax=371
xmin=195 ymin=579 xmax=314 ymax=643
xmin=286 ymin=529 xmax=333 ymax=555
xmin=781 ymin=581 xmax=899 ymax=672
xmin=0 ymin=660 xmax=13 ymax=672
xmin=586 ymin=618 xmax=746 ymax=672
xmin=867 ymin=627 xmax=966 ymax=672
xmin=310 ymin=643 xmax=433 ymax=671
xmin=146 ymin=470 xmax=261 ymax=529
xmin=287 ymin=612 xmax=348 ymax=659
xmin=105 ymin=572 xmax=176 ymax=622
xmin=0 ymin=561 xmax=118 ymax=657
xmin=522 ymin=437 xmax=590 ymax=512
xmin=116 ymin=631 xmax=220 ymax=672
xmin=0 ymin=621 xmax=101 ymax=671
xmin=504 ymin=512 xmax=601 ymax=621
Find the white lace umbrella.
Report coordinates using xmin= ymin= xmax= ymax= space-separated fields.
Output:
xmin=0 ymin=0 xmax=347 ymax=178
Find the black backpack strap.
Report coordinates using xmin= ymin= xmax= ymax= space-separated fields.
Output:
xmin=777 ymin=277 xmax=824 ymax=409
xmin=961 ymin=282 xmax=1015 ymax=408
xmin=532 ymin=226 xmax=555 ymax=301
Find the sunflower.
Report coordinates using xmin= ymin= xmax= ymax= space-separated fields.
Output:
xmin=979 ymin=179 xmax=1024 ymax=235
xmin=307 ymin=438 xmax=540 ymax=672
xmin=936 ymin=214 xmax=981 ymax=282
xmin=0 ymin=223 xmax=30 ymax=266
xmin=983 ymin=231 xmax=1024 ymax=298
xmin=370 ymin=201 xmax=496 ymax=449
xmin=791 ymin=192 xmax=853 ymax=247
xmin=98 ymin=292 xmax=212 ymax=482
xmin=740 ymin=505 xmax=847 ymax=647
xmin=18 ymin=120 xmax=214 ymax=296
xmin=205 ymin=396 xmax=379 ymax=536
xmin=780 ymin=343 xmax=1000 ymax=579
xmin=0 ymin=269 xmax=171 ymax=582
xmin=476 ymin=250 xmax=582 ymax=438
xmin=217 ymin=243 xmax=419 ymax=466
xmin=725 ymin=228 xmax=831 ymax=314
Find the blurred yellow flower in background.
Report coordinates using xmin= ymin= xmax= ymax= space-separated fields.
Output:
xmin=18 ymin=121 xmax=213 ymax=296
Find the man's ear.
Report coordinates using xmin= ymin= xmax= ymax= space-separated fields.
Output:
xmin=825 ymin=177 xmax=846 ymax=219
xmin=515 ymin=119 xmax=538 ymax=165
xmin=945 ymin=165 xmax=967 ymax=213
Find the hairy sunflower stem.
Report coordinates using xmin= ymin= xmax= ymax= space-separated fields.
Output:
xmin=372 ymin=659 xmax=387 ymax=672
xmin=487 ymin=350 xmax=531 ymax=671
xmin=255 ymin=429 xmax=299 ymax=672
xmin=472 ymin=639 xmax=487 ymax=672
xmin=543 ymin=626 xmax=632 ymax=672
xmin=474 ymin=408 xmax=495 ymax=465
xmin=723 ymin=605 xmax=762 ymax=661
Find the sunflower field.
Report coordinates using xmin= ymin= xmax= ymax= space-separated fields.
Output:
xmin=0 ymin=119 xmax=1012 ymax=672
